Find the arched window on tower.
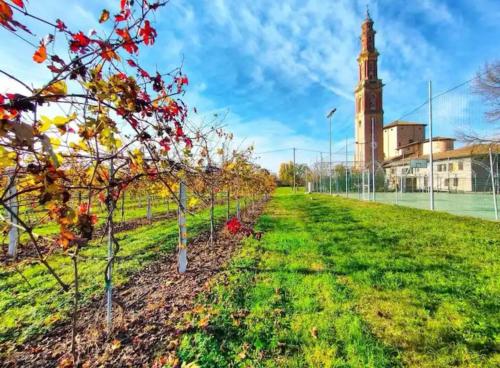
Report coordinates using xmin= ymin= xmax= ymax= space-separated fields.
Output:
xmin=368 ymin=61 xmax=375 ymax=79
xmin=357 ymin=97 xmax=362 ymax=113
xmin=369 ymin=94 xmax=376 ymax=111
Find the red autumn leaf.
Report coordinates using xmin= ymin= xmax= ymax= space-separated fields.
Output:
xmin=148 ymin=2 xmax=160 ymax=10
xmin=116 ymin=28 xmax=138 ymax=54
xmin=100 ymin=43 xmax=120 ymax=61
xmin=78 ymin=203 xmax=89 ymax=214
xmin=159 ymin=138 xmax=171 ymax=151
xmin=115 ymin=9 xmax=130 ymax=22
xmin=55 ymin=19 xmax=66 ymax=31
xmin=226 ymin=217 xmax=241 ymax=235
xmin=184 ymin=137 xmax=193 ymax=149
xmin=33 ymin=43 xmax=47 ymax=63
xmin=90 ymin=214 xmax=98 ymax=225
xmin=128 ymin=116 xmax=139 ymax=129
xmin=139 ymin=20 xmax=157 ymax=45
xmin=115 ymin=1 xmax=130 ymax=22
xmin=98 ymin=192 xmax=106 ymax=203
xmin=10 ymin=18 xmax=32 ymax=33
xmin=139 ymin=68 xmax=150 ymax=78
xmin=176 ymin=125 xmax=184 ymax=137
xmin=0 ymin=1 xmax=13 ymax=25
xmin=167 ymin=100 xmax=179 ymax=115
xmin=10 ymin=0 xmax=24 ymax=8
xmin=126 ymin=59 xmax=137 ymax=67
xmin=176 ymin=76 xmax=189 ymax=86
xmin=70 ymin=31 xmax=91 ymax=53
xmin=47 ymin=65 xmax=63 ymax=72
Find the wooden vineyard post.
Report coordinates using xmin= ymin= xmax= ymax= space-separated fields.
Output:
xmin=236 ymin=196 xmax=241 ymax=220
xmin=210 ymin=188 xmax=215 ymax=245
xmin=178 ymin=181 xmax=188 ymax=273
xmin=106 ymin=157 xmax=115 ymax=334
xmin=121 ymin=191 xmax=125 ymax=222
xmin=6 ymin=176 xmax=19 ymax=259
xmin=146 ymin=194 xmax=152 ymax=221
xmin=226 ymin=189 xmax=230 ymax=220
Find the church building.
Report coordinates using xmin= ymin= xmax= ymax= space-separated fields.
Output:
xmin=352 ymin=11 xmax=499 ymax=192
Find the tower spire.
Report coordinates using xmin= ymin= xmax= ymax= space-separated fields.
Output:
xmin=354 ymin=11 xmax=383 ymax=169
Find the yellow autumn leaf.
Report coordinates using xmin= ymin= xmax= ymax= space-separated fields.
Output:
xmin=43 ymin=80 xmax=68 ymax=96
xmin=39 ymin=116 xmax=52 ymax=132
xmin=188 ymin=197 xmax=199 ymax=208
xmin=113 ymin=137 xmax=123 ymax=149
xmin=0 ymin=146 xmax=16 ymax=168
xmin=50 ymin=137 xmax=61 ymax=149
xmin=69 ymin=139 xmax=89 ymax=152
xmin=181 ymin=362 xmax=200 ymax=368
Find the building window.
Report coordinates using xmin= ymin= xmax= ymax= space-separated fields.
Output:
xmin=369 ymin=94 xmax=376 ymax=111
xmin=448 ymin=163 xmax=453 ymax=171
xmin=458 ymin=161 xmax=464 ymax=170
xmin=368 ymin=61 xmax=375 ymax=79
xmin=453 ymin=177 xmax=459 ymax=187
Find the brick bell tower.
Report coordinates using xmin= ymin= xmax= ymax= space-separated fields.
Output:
xmin=354 ymin=9 xmax=384 ymax=169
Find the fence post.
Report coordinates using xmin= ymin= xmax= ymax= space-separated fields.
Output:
xmin=178 ymin=181 xmax=188 ymax=273
xmin=226 ymin=189 xmax=230 ymax=220
xmin=6 ymin=176 xmax=18 ymax=259
xmin=489 ymin=147 xmax=498 ymax=220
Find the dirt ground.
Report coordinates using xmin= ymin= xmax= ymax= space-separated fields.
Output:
xmin=2 ymin=201 xmax=266 ymax=367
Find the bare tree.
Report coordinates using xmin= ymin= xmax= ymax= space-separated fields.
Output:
xmin=474 ymin=61 xmax=500 ymax=122
xmin=458 ymin=61 xmax=500 ymax=144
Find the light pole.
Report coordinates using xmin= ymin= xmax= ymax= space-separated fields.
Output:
xmin=327 ymin=108 xmax=337 ymax=195
xmin=428 ymin=81 xmax=435 ymax=210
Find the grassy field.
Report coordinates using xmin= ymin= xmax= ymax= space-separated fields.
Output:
xmin=0 ymin=201 xmax=236 ymax=346
xmin=179 ymin=188 xmax=500 ymax=367
xmin=16 ymin=194 xmax=178 ymax=241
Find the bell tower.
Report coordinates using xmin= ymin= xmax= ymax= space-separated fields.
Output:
xmin=354 ymin=9 xmax=384 ymax=169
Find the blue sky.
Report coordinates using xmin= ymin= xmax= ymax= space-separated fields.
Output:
xmin=1 ymin=0 xmax=499 ymax=171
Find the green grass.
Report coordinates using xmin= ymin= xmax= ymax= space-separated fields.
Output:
xmin=0 ymin=201 xmax=235 ymax=347
xmin=16 ymin=195 xmax=178 ymax=242
xmin=178 ymin=188 xmax=500 ymax=367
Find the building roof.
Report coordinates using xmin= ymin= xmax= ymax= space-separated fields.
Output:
xmin=383 ymin=143 xmax=500 ymax=167
xmin=383 ymin=120 xmax=427 ymax=129
xmin=398 ymin=136 xmax=456 ymax=149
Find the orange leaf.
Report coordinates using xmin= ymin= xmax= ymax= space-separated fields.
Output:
xmin=0 ymin=1 xmax=13 ymax=23
xmin=100 ymin=44 xmax=120 ymax=61
xmin=99 ymin=9 xmax=109 ymax=23
xmin=33 ymin=43 xmax=47 ymax=63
